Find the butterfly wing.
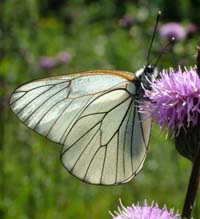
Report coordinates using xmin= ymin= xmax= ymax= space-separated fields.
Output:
xmin=10 ymin=70 xmax=151 ymax=185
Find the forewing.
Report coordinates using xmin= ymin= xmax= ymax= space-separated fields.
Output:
xmin=10 ymin=71 xmax=130 ymax=143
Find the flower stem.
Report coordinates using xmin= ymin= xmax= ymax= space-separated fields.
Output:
xmin=196 ymin=46 xmax=200 ymax=76
xmin=181 ymin=143 xmax=200 ymax=219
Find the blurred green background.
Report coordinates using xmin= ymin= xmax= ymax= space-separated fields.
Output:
xmin=1 ymin=0 xmax=200 ymax=218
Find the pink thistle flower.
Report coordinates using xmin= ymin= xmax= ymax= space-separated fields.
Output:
xmin=38 ymin=51 xmax=71 ymax=69
xmin=57 ymin=52 xmax=71 ymax=63
xmin=119 ymin=15 xmax=134 ymax=28
xmin=111 ymin=200 xmax=180 ymax=219
xmin=39 ymin=57 xmax=57 ymax=69
xmin=140 ymin=67 xmax=200 ymax=134
xmin=186 ymin=23 xmax=197 ymax=38
xmin=159 ymin=22 xmax=186 ymax=41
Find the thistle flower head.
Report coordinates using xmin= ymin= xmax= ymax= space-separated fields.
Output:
xmin=111 ymin=200 xmax=180 ymax=219
xmin=159 ymin=22 xmax=186 ymax=41
xmin=119 ymin=15 xmax=134 ymax=28
xmin=140 ymin=67 xmax=200 ymax=134
xmin=39 ymin=51 xmax=70 ymax=69
xmin=39 ymin=57 xmax=57 ymax=69
xmin=187 ymin=23 xmax=197 ymax=38
xmin=57 ymin=52 xmax=71 ymax=63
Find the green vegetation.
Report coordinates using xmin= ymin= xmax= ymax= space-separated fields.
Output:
xmin=1 ymin=1 xmax=200 ymax=218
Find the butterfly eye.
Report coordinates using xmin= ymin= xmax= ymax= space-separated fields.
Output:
xmin=144 ymin=65 xmax=155 ymax=74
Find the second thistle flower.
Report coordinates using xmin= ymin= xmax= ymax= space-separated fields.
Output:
xmin=111 ymin=200 xmax=180 ymax=219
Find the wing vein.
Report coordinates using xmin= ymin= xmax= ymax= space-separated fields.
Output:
xmin=16 ymin=84 xmax=57 ymax=116
xmin=23 ymin=84 xmax=70 ymax=124
xmin=70 ymin=126 xmax=101 ymax=172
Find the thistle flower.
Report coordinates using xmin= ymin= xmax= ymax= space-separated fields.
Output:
xmin=111 ymin=200 xmax=180 ymax=219
xmin=140 ymin=67 xmax=200 ymax=134
xmin=119 ymin=15 xmax=134 ymax=28
xmin=39 ymin=57 xmax=57 ymax=69
xmin=140 ymin=67 xmax=200 ymax=160
xmin=159 ymin=22 xmax=186 ymax=41
xmin=57 ymin=52 xmax=71 ymax=63
xmin=39 ymin=51 xmax=70 ymax=69
xmin=186 ymin=23 xmax=197 ymax=38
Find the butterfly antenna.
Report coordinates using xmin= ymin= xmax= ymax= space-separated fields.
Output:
xmin=146 ymin=10 xmax=161 ymax=66
xmin=154 ymin=37 xmax=175 ymax=66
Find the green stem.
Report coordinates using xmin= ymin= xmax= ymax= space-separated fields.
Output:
xmin=196 ymin=46 xmax=200 ymax=76
xmin=0 ymin=79 xmax=5 ymax=218
xmin=181 ymin=143 xmax=200 ymax=219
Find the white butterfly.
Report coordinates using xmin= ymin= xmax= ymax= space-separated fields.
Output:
xmin=10 ymin=67 xmax=157 ymax=185
xmin=10 ymin=10 xmax=162 ymax=185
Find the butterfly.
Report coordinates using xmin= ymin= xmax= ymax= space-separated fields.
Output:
xmin=9 ymin=12 xmax=161 ymax=185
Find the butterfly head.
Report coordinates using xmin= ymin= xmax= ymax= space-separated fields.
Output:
xmin=136 ymin=64 xmax=158 ymax=86
xmin=135 ymin=65 xmax=158 ymax=99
